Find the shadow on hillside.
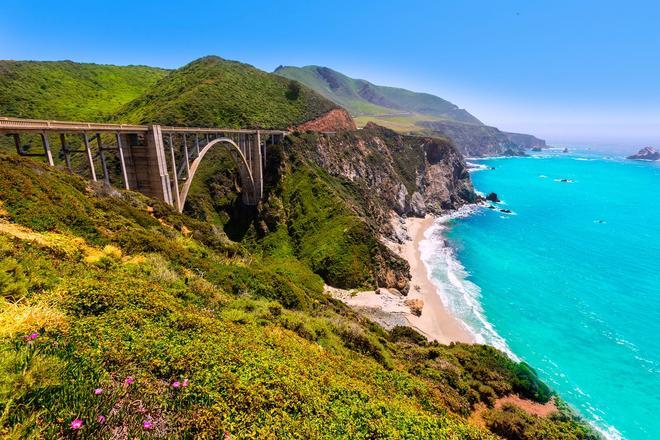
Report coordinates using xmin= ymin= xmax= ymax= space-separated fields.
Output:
xmin=223 ymin=200 xmax=258 ymax=242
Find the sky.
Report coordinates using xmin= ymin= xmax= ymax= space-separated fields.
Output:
xmin=2 ymin=0 xmax=659 ymax=151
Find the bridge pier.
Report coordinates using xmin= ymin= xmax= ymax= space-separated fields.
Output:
xmin=121 ymin=125 xmax=174 ymax=205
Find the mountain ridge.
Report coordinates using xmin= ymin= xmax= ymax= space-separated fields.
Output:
xmin=274 ymin=64 xmax=547 ymax=156
xmin=274 ymin=65 xmax=482 ymax=125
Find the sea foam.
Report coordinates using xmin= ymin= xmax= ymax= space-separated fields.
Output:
xmin=418 ymin=205 xmax=518 ymax=360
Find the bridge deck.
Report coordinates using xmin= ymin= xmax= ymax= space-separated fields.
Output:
xmin=0 ymin=116 xmax=287 ymax=135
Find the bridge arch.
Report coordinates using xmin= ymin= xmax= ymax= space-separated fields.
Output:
xmin=177 ymin=137 xmax=257 ymax=212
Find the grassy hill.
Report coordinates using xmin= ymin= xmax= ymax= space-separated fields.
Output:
xmin=118 ymin=57 xmax=338 ymax=128
xmin=0 ymin=153 xmax=597 ymax=439
xmin=273 ymin=65 xmax=547 ymax=156
xmin=0 ymin=57 xmax=339 ymax=130
xmin=274 ymin=65 xmax=482 ymax=127
xmin=0 ymin=60 xmax=167 ymax=121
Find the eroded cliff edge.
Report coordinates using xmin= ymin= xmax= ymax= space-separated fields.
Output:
xmin=291 ymin=122 xmax=476 ymax=221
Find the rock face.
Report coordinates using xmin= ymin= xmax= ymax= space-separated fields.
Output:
xmin=295 ymin=122 xmax=476 ymax=223
xmin=295 ymin=108 xmax=357 ymax=132
xmin=404 ymin=298 xmax=424 ymax=317
xmin=277 ymin=122 xmax=476 ymax=294
xmin=627 ymin=147 xmax=660 ymax=161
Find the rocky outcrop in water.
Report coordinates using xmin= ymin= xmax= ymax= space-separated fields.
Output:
xmin=486 ymin=192 xmax=500 ymax=203
xmin=627 ymin=147 xmax=660 ymax=161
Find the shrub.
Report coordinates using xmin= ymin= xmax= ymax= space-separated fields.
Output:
xmin=336 ymin=324 xmax=393 ymax=369
xmin=512 ymin=362 xmax=553 ymax=403
xmin=0 ymin=258 xmax=28 ymax=300
xmin=390 ymin=326 xmax=428 ymax=345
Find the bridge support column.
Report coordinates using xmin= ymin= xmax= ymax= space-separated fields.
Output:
xmin=122 ymin=125 xmax=173 ymax=207
xmin=253 ymin=131 xmax=263 ymax=201
xmin=144 ymin=125 xmax=173 ymax=206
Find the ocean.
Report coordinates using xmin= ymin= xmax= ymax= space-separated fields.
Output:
xmin=420 ymin=150 xmax=660 ymax=439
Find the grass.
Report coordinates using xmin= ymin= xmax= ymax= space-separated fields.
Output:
xmin=0 ymin=154 xmax=598 ymax=438
xmin=353 ymin=112 xmax=445 ymax=134
xmin=0 ymin=60 xmax=167 ymax=121
xmin=274 ymin=65 xmax=483 ymax=124
xmin=117 ymin=56 xmax=338 ymax=129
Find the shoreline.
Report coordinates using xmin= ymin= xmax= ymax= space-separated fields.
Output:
xmin=402 ymin=215 xmax=474 ymax=344
xmin=328 ymin=214 xmax=474 ymax=344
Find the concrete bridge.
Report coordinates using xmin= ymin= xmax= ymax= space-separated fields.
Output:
xmin=0 ymin=117 xmax=286 ymax=211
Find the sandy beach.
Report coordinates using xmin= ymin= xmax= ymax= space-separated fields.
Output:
xmin=401 ymin=216 xmax=474 ymax=344
xmin=329 ymin=215 xmax=474 ymax=344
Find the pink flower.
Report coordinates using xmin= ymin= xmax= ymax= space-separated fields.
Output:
xmin=124 ymin=376 xmax=134 ymax=385
xmin=25 ymin=332 xmax=39 ymax=341
xmin=97 ymin=415 xmax=106 ymax=424
xmin=94 ymin=388 xmax=103 ymax=395
xmin=71 ymin=418 xmax=83 ymax=429
xmin=172 ymin=381 xmax=181 ymax=388
xmin=182 ymin=378 xmax=189 ymax=387
xmin=143 ymin=420 xmax=153 ymax=430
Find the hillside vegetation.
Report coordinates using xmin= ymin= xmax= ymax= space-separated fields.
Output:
xmin=274 ymin=65 xmax=547 ymax=156
xmin=274 ymin=65 xmax=482 ymax=125
xmin=0 ymin=154 xmax=597 ymax=439
xmin=0 ymin=60 xmax=167 ymax=121
xmin=118 ymin=57 xmax=338 ymax=128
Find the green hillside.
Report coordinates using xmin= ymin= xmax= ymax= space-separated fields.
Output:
xmin=0 ymin=60 xmax=167 ymax=121
xmin=274 ymin=65 xmax=482 ymax=125
xmin=0 ymin=153 xmax=596 ymax=439
xmin=118 ymin=56 xmax=338 ymax=128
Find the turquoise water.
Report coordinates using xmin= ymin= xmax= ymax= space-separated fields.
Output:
xmin=423 ymin=152 xmax=660 ymax=439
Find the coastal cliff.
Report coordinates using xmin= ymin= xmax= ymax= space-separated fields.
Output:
xmin=419 ymin=120 xmax=531 ymax=157
xmin=504 ymin=131 xmax=547 ymax=149
xmin=292 ymin=122 xmax=475 ymax=220
xmin=256 ymin=123 xmax=477 ymax=293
